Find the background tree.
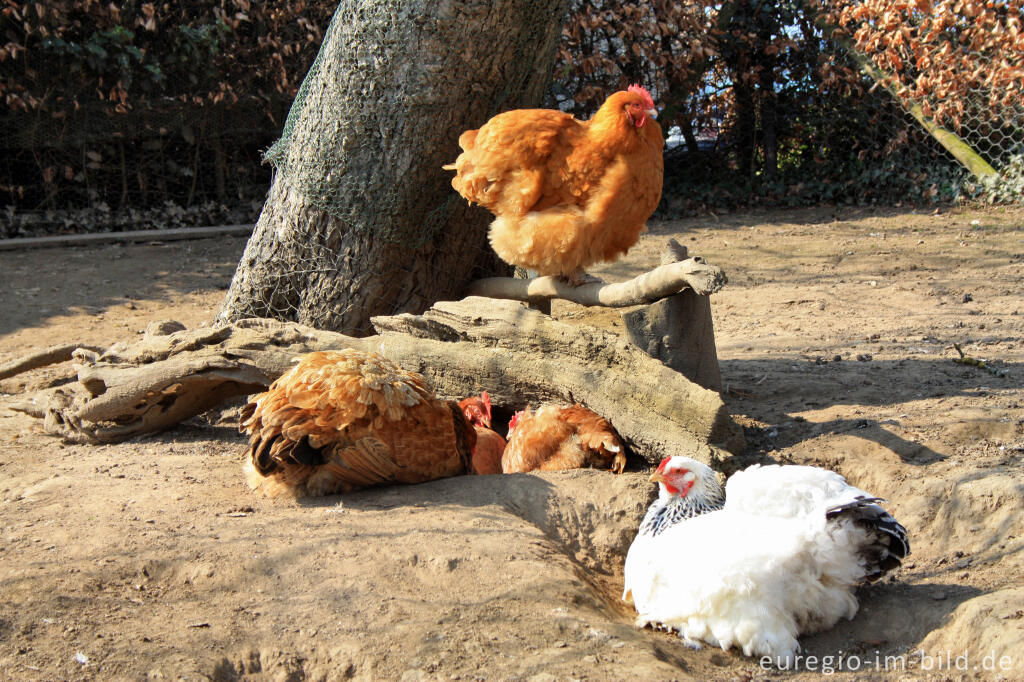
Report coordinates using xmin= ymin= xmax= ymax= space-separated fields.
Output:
xmin=215 ymin=0 xmax=568 ymax=335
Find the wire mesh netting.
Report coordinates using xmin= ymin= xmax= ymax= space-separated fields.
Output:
xmin=1 ymin=0 xmax=1021 ymax=243
xmin=0 ymin=1 xmax=335 ymax=238
xmin=0 ymin=100 xmax=277 ymax=236
xmin=824 ymin=0 xmax=1024 ymax=202
xmin=552 ymin=0 xmax=1024 ymax=213
xmin=215 ymin=0 xmax=567 ymax=333
xmin=259 ymin=0 xmax=570 ymax=251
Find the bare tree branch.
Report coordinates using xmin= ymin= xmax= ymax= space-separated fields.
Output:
xmin=0 ymin=343 xmax=105 ymax=381
xmin=466 ymin=246 xmax=726 ymax=307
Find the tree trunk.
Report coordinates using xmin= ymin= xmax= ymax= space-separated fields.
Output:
xmin=217 ymin=0 xmax=568 ymax=335
xmin=760 ymin=71 xmax=778 ymax=183
xmin=733 ymin=78 xmax=757 ymax=179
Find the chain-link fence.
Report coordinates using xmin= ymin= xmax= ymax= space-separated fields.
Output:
xmin=0 ymin=1 xmax=334 ymax=238
xmin=825 ymin=0 xmax=1024 ymax=203
xmin=1 ymin=0 xmax=1021 ymax=240
xmin=552 ymin=0 xmax=1023 ymax=214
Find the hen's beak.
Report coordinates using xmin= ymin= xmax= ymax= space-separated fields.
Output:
xmin=646 ymin=108 xmax=658 ymax=120
xmin=649 ymin=470 xmax=666 ymax=484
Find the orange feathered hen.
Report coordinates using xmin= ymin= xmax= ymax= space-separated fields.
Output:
xmin=458 ymin=392 xmax=507 ymax=476
xmin=240 ymin=349 xmax=475 ymax=497
xmin=445 ymin=85 xmax=664 ymax=285
xmin=501 ymin=404 xmax=627 ymax=474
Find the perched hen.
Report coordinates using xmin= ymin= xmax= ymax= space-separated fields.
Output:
xmin=501 ymin=404 xmax=626 ymax=474
xmin=458 ymin=392 xmax=506 ymax=475
xmin=240 ymin=349 xmax=475 ymax=497
xmin=445 ymin=86 xmax=664 ymax=284
xmin=623 ymin=456 xmax=910 ymax=661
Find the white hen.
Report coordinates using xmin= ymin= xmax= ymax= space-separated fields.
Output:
xmin=623 ymin=456 xmax=909 ymax=661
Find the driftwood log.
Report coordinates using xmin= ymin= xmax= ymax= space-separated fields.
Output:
xmin=373 ymin=298 xmax=743 ymax=466
xmin=15 ymin=297 xmax=742 ymax=467
xmin=0 ymin=343 xmax=105 ymax=381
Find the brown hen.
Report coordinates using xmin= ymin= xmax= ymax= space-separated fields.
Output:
xmin=501 ymin=404 xmax=626 ymax=474
xmin=240 ymin=349 xmax=475 ymax=497
xmin=458 ymin=392 xmax=507 ymax=475
xmin=444 ymin=85 xmax=664 ymax=284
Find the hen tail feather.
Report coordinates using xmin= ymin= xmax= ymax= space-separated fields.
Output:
xmin=827 ymin=496 xmax=910 ymax=581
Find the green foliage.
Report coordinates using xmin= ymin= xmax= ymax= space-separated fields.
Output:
xmin=966 ymin=153 xmax=1024 ymax=204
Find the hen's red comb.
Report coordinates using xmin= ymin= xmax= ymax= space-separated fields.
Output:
xmin=628 ymin=84 xmax=655 ymax=109
xmin=481 ymin=391 xmax=492 ymax=420
xmin=656 ymin=456 xmax=671 ymax=473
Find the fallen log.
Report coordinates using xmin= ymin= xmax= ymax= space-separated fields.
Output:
xmin=373 ymin=298 xmax=743 ymax=467
xmin=18 ymin=299 xmax=742 ymax=468
xmin=30 ymin=319 xmax=376 ymax=444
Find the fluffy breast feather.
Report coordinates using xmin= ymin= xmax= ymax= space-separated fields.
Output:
xmin=627 ymin=510 xmax=862 ymax=660
xmin=625 ymin=462 xmax=909 ymax=661
xmin=470 ymin=426 xmax=506 ymax=475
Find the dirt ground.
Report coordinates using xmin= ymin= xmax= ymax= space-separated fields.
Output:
xmin=0 ymin=206 xmax=1022 ymax=681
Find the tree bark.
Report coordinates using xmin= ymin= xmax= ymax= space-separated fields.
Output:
xmin=216 ymin=0 xmax=568 ymax=335
xmin=759 ymin=69 xmax=778 ymax=183
xmin=732 ymin=75 xmax=757 ymax=179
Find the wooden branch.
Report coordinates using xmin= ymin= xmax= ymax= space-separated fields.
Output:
xmin=0 ymin=343 xmax=105 ymax=380
xmin=18 ymin=300 xmax=743 ymax=469
xmin=622 ymin=239 xmax=723 ymax=391
xmin=0 ymin=225 xmax=252 ymax=252
xmin=466 ymin=250 xmax=727 ymax=306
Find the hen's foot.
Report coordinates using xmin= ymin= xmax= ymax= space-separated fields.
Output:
xmin=611 ymin=451 xmax=627 ymax=474
xmin=679 ymin=637 xmax=703 ymax=651
xmin=562 ymin=269 xmax=604 ymax=287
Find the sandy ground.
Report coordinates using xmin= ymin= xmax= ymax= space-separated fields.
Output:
xmin=0 ymin=206 xmax=1022 ymax=681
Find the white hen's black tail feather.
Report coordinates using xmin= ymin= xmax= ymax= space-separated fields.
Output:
xmin=826 ymin=496 xmax=911 ymax=582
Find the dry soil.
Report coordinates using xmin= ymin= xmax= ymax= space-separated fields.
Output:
xmin=0 ymin=206 xmax=1022 ymax=681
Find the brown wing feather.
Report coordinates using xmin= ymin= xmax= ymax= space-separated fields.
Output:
xmin=240 ymin=349 xmax=472 ymax=497
xmin=559 ymin=404 xmax=626 ymax=473
xmin=447 ymin=109 xmax=584 ymax=216
xmin=501 ymin=405 xmax=575 ymax=473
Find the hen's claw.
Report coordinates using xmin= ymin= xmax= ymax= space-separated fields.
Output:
xmin=562 ymin=269 xmax=604 ymax=287
xmin=611 ymin=451 xmax=627 ymax=474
